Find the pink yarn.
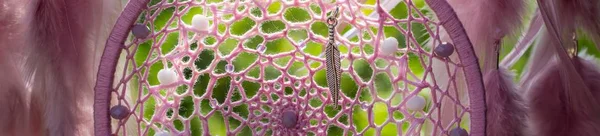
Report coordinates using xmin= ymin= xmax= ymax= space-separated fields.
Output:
xmin=95 ymin=0 xmax=484 ymax=135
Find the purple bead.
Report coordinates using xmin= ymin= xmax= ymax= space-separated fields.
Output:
xmin=132 ymin=24 xmax=151 ymax=39
xmin=434 ymin=42 xmax=454 ymax=57
xmin=110 ymin=105 xmax=130 ymax=120
xmin=449 ymin=127 xmax=468 ymax=136
xmin=281 ymin=110 xmax=297 ymax=128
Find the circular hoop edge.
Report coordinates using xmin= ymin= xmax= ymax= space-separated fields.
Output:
xmin=94 ymin=0 xmax=150 ymax=135
xmin=424 ymin=0 xmax=486 ymax=135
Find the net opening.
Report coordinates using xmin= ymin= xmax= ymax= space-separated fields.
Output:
xmin=94 ymin=0 xmax=485 ymax=135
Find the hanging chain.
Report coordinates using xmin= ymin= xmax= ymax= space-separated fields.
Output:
xmin=325 ymin=7 xmax=342 ymax=109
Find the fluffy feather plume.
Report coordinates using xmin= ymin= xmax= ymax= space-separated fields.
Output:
xmin=16 ymin=0 xmax=121 ymax=135
xmin=0 ymin=44 xmax=29 ymax=135
xmin=447 ymin=0 xmax=526 ymax=73
xmin=1 ymin=0 xmax=31 ymax=135
xmin=523 ymin=0 xmax=600 ymax=89
xmin=484 ymin=67 xmax=527 ymax=136
xmin=525 ymin=22 xmax=600 ymax=135
xmin=577 ymin=52 xmax=600 ymax=94
xmin=0 ymin=57 xmax=29 ymax=136
xmin=524 ymin=0 xmax=600 ymax=134
xmin=519 ymin=28 xmax=556 ymax=89
xmin=501 ymin=11 xmax=543 ymax=67
xmin=525 ymin=55 xmax=600 ymax=136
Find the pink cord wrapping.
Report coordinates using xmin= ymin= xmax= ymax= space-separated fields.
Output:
xmin=94 ymin=0 xmax=486 ymax=135
xmin=424 ymin=0 xmax=486 ymax=135
xmin=94 ymin=0 xmax=150 ymax=135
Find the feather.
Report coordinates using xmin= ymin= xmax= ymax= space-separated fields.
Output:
xmin=19 ymin=0 xmax=121 ymax=135
xmin=576 ymin=51 xmax=600 ymax=99
xmin=525 ymin=25 xmax=600 ymax=135
xmin=525 ymin=1 xmax=600 ymax=134
xmin=0 ymin=60 xmax=29 ymax=136
xmin=525 ymin=56 xmax=600 ymax=136
xmin=446 ymin=0 xmax=527 ymax=73
xmin=0 ymin=48 xmax=29 ymax=136
xmin=1 ymin=0 xmax=32 ymax=135
xmin=537 ymin=0 xmax=600 ymax=49
xmin=519 ymin=28 xmax=557 ymax=89
xmin=501 ymin=10 xmax=543 ymax=67
xmin=484 ymin=67 xmax=527 ymax=136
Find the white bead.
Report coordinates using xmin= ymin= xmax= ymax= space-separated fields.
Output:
xmin=381 ymin=37 xmax=399 ymax=55
xmin=157 ymin=68 xmax=178 ymax=85
xmin=191 ymin=14 xmax=210 ymax=31
xmin=406 ymin=95 xmax=426 ymax=111
xmin=154 ymin=131 xmax=171 ymax=136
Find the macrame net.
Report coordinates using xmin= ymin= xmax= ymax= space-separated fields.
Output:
xmin=106 ymin=0 xmax=473 ymax=135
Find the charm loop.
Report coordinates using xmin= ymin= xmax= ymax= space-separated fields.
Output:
xmin=327 ymin=7 xmax=340 ymax=26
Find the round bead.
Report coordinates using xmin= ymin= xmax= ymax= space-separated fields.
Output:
xmin=449 ymin=127 xmax=468 ymax=136
xmin=406 ymin=95 xmax=426 ymax=111
xmin=225 ymin=64 xmax=234 ymax=73
xmin=281 ymin=110 xmax=297 ymax=128
xmin=110 ymin=105 xmax=130 ymax=120
xmin=191 ymin=15 xmax=210 ymax=31
xmin=132 ymin=24 xmax=151 ymax=39
xmin=157 ymin=68 xmax=178 ymax=85
xmin=256 ymin=44 xmax=266 ymax=53
xmin=380 ymin=37 xmax=399 ymax=55
xmin=434 ymin=42 xmax=455 ymax=57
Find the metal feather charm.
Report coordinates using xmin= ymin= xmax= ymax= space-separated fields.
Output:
xmin=325 ymin=7 xmax=341 ymax=109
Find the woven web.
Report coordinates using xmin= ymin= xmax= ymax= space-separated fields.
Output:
xmin=111 ymin=0 xmax=469 ymax=135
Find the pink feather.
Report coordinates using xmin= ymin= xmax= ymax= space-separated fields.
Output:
xmin=525 ymin=56 xmax=600 ymax=136
xmin=14 ymin=0 xmax=121 ymax=135
xmin=576 ymin=53 xmax=600 ymax=96
xmin=0 ymin=51 xmax=29 ymax=135
xmin=519 ymin=28 xmax=556 ymax=89
xmin=446 ymin=0 xmax=527 ymax=73
xmin=484 ymin=67 xmax=527 ymax=136
xmin=0 ymin=0 xmax=31 ymax=135
xmin=525 ymin=29 xmax=600 ymax=135
xmin=0 ymin=54 xmax=29 ymax=136
xmin=501 ymin=11 xmax=543 ymax=67
xmin=536 ymin=0 xmax=600 ymax=49
xmin=524 ymin=0 xmax=600 ymax=133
